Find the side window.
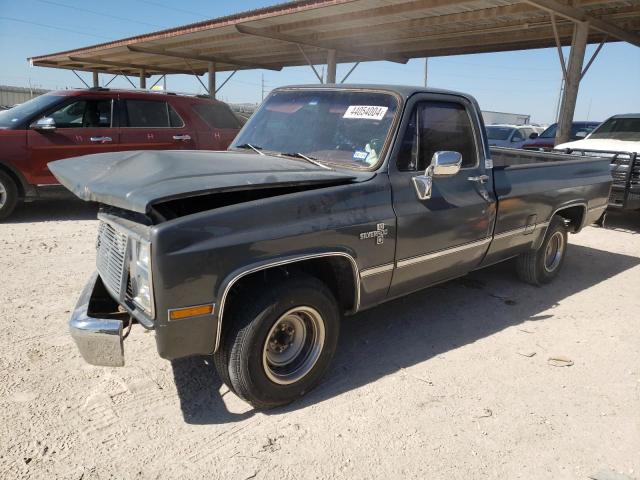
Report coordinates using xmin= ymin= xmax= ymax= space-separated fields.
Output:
xmin=124 ymin=100 xmax=183 ymax=128
xmin=417 ymin=101 xmax=478 ymax=170
xmin=49 ymin=99 xmax=112 ymax=128
xmin=192 ymin=103 xmax=242 ymax=129
xmin=396 ymin=108 xmax=419 ymax=171
xmin=512 ymin=129 xmax=524 ymax=142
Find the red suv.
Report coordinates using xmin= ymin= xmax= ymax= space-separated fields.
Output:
xmin=0 ymin=88 xmax=243 ymax=219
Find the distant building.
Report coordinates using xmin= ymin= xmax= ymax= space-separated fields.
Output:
xmin=482 ymin=110 xmax=531 ymax=126
xmin=0 ymin=85 xmax=50 ymax=109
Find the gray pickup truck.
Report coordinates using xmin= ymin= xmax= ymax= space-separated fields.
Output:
xmin=51 ymin=85 xmax=612 ymax=409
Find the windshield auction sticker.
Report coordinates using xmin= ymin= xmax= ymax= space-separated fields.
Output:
xmin=343 ymin=106 xmax=388 ymax=121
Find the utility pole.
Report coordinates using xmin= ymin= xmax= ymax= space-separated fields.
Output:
xmin=261 ymin=74 xmax=265 ymax=101
xmin=424 ymin=58 xmax=429 ymax=87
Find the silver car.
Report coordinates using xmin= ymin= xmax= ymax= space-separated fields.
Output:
xmin=486 ymin=124 xmax=542 ymax=149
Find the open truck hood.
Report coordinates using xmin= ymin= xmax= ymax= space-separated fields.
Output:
xmin=49 ymin=150 xmax=371 ymax=214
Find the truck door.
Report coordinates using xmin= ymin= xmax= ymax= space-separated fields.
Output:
xmin=27 ymin=97 xmax=119 ymax=184
xmin=118 ymin=98 xmax=196 ymax=151
xmin=388 ymin=94 xmax=496 ymax=298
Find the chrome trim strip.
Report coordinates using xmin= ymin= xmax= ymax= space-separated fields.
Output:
xmin=493 ymin=226 xmax=528 ymax=240
xmin=493 ymin=222 xmax=549 ymax=240
xmin=543 ymin=202 xmax=588 ymax=234
xmin=588 ymin=203 xmax=608 ymax=212
xmin=396 ymin=237 xmax=491 ymax=269
xmin=360 ymin=263 xmax=394 ymax=278
xmin=214 ymin=252 xmax=360 ymax=353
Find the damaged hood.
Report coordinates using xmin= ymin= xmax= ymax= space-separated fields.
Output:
xmin=49 ymin=150 xmax=372 ymax=213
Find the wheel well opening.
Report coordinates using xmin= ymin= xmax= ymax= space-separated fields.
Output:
xmin=555 ymin=205 xmax=585 ymax=233
xmin=223 ymin=256 xmax=357 ymax=326
xmin=0 ymin=164 xmax=25 ymax=197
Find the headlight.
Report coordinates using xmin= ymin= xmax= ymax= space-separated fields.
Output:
xmin=130 ymin=239 xmax=154 ymax=317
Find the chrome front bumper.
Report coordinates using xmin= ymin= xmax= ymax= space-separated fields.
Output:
xmin=69 ymin=272 xmax=125 ymax=367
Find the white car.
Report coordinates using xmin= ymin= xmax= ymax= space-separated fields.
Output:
xmin=486 ymin=124 xmax=544 ymax=149
xmin=555 ymin=113 xmax=640 ymax=211
xmin=555 ymin=114 xmax=640 ymax=154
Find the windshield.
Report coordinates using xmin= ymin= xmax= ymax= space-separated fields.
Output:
xmin=486 ymin=126 xmax=513 ymax=141
xmin=230 ymin=90 xmax=399 ymax=168
xmin=538 ymin=123 xmax=598 ymax=140
xmin=589 ymin=117 xmax=640 ymax=141
xmin=539 ymin=124 xmax=557 ymax=139
xmin=0 ymin=94 xmax=65 ymax=128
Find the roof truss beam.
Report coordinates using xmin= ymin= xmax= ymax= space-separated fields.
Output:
xmin=126 ymin=45 xmax=282 ymax=71
xmin=68 ymin=56 xmax=198 ymax=75
xmin=235 ymin=24 xmax=408 ymax=64
xmin=523 ymin=0 xmax=640 ymax=47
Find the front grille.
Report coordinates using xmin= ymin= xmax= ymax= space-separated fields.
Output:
xmin=96 ymin=221 xmax=129 ymax=298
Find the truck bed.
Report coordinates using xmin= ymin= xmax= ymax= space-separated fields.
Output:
xmin=490 ymin=146 xmax=607 ymax=167
xmin=481 ymin=147 xmax=613 ymax=266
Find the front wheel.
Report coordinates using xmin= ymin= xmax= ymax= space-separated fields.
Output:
xmin=516 ymin=216 xmax=568 ymax=286
xmin=0 ymin=171 xmax=19 ymax=221
xmin=214 ymin=274 xmax=340 ymax=409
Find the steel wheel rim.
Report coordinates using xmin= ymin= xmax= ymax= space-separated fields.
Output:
xmin=262 ymin=306 xmax=326 ymax=385
xmin=0 ymin=183 xmax=6 ymax=209
xmin=544 ymin=231 xmax=565 ymax=272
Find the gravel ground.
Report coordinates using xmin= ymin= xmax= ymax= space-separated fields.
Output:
xmin=1 ymin=200 xmax=639 ymax=480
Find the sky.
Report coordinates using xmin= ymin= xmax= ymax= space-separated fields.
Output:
xmin=0 ymin=0 xmax=638 ymax=124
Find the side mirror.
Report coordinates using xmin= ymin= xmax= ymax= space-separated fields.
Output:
xmin=30 ymin=117 xmax=56 ymax=132
xmin=574 ymin=131 xmax=587 ymax=139
xmin=529 ymin=132 xmax=539 ymax=139
xmin=413 ymin=151 xmax=462 ymax=200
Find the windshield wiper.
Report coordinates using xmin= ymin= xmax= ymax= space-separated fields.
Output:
xmin=280 ymin=152 xmax=332 ymax=170
xmin=234 ymin=143 xmax=265 ymax=156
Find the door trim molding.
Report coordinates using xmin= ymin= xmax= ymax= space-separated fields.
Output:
xmin=396 ymin=237 xmax=492 ymax=269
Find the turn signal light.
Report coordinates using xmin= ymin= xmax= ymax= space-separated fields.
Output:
xmin=169 ymin=304 xmax=214 ymax=321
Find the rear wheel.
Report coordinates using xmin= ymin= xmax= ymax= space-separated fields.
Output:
xmin=517 ymin=216 xmax=568 ymax=286
xmin=0 ymin=171 xmax=19 ymax=221
xmin=213 ymin=274 xmax=340 ymax=409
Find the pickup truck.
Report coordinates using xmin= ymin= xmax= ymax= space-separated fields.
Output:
xmin=51 ymin=85 xmax=612 ymax=409
xmin=555 ymin=113 xmax=640 ymax=211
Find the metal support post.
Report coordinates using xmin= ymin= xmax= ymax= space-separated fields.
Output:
xmin=139 ymin=69 xmax=147 ymax=89
xmin=556 ymin=21 xmax=589 ymax=145
xmin=92 ymin=71 xmax=99 ymax=88
xmin=208 ymin=62 xmax=216 ymax=99
xmin=326 ymin=49 xmax=337 ymax=83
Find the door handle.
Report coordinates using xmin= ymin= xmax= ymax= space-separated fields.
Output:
xmin=173 ymin=134 xmax=191 ymax=141
xmin=90 ymin=136 xmax=112 ymax=143
xmin=468 ymin=174 xmax=489 ymax=184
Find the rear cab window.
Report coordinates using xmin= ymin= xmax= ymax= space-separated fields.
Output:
xmin=123 ymin=99 xmax=184 ymax=128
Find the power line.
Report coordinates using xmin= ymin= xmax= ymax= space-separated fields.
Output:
xmin=0 ymin=16 xmax=113 ymax=40
xmin=132 ymin=0 xmax=206 ymax=19
xmin=34 ymin=0 xmax=167 ymax=29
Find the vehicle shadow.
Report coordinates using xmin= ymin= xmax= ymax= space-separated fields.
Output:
xmin=171 ymin=356 xmax=255 ymax=425
xmin=171 ymin=243 xmax=640 ymax=424
xmin=7 ymin=199 xmax=98 ymax=223
xmin=602 ymin=209 xmax=640 ymax=234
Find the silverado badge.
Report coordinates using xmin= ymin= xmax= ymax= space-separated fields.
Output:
xmin=360 ymin=223 xmax=389 ymax=245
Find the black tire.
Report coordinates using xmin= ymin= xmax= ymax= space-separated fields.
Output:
xmin=517 ymin=216 xmax=568 ymax=286
xmin=0 ymin=170 xmax=19 ymax=221
xmin=214 ymin=274 xmax=340 ymax=409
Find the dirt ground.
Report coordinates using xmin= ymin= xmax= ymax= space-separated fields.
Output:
xmin=1 ymin=200 xmax=639 ymax=480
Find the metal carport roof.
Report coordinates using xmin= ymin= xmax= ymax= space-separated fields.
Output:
xmin=29 ymin=0 xmax=640 ymax=76
xmin=27 ymin=0 xmax=640 ymax=143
